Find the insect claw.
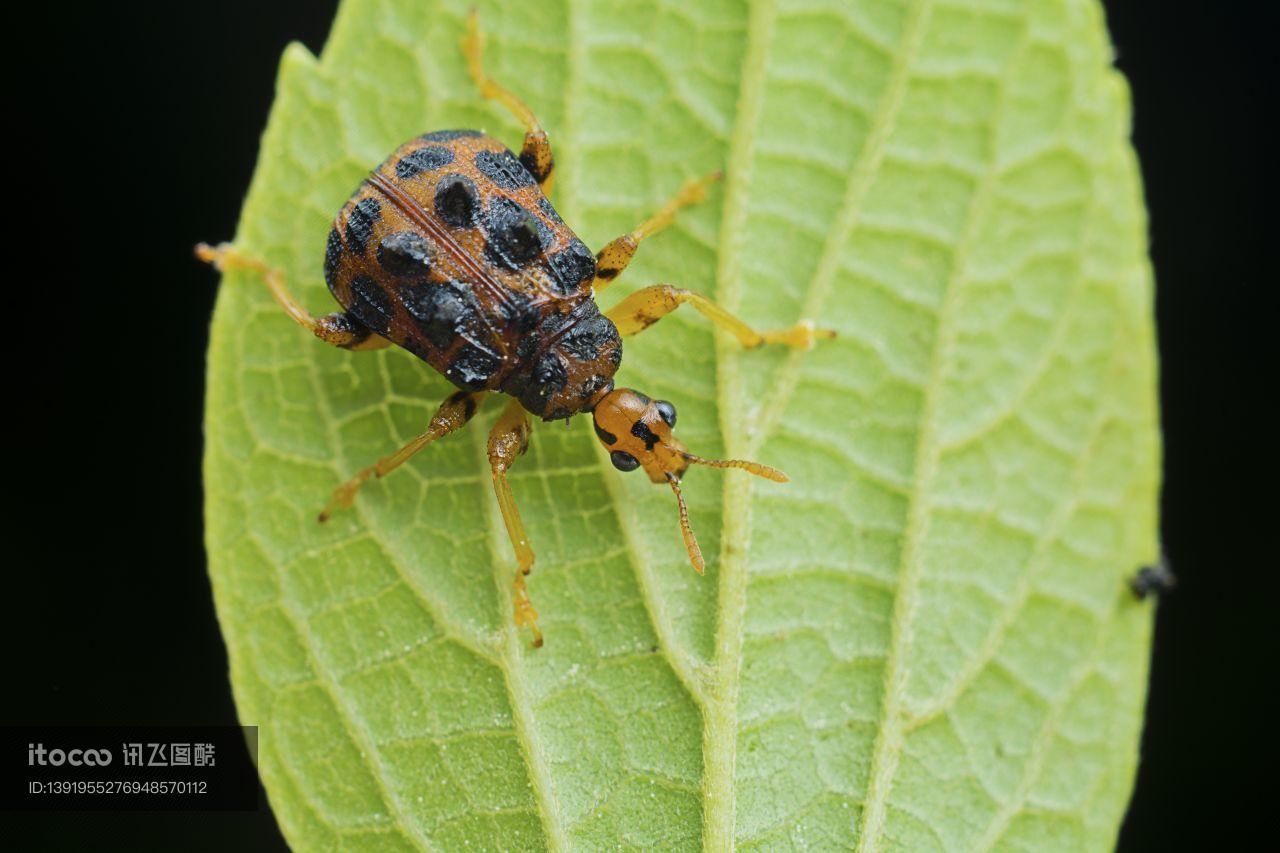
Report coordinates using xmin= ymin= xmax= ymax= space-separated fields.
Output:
xmin=759 ymin=318 xmax=837 ymax=350
xmin=194 ymin=241 xmax=228 ymax=267
xmin=512 ymin=574 xmax=543 ymax=647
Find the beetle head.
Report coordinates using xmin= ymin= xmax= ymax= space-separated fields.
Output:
xmin=590 ymin=388 xmax=787 ymax=573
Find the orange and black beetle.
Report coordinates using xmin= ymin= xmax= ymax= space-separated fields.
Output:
xmin=199 ymin=12 xmax=832 ymax=646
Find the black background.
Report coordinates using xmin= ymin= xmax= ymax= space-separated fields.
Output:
xmin=8 ymin=1 xmax=1265 ymax=849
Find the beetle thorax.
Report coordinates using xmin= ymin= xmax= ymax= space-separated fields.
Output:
xmin=501 ymin=298 xmax=622 ymax=421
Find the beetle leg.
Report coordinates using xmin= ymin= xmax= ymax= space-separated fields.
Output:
xmin=319 ymin=391 xmax=487 ymax=521
xmin=462 ymin=10 xmax=555 ymax=192
xmin=486 ymin=398 xmax=542 ymax=647
xmin=605 ymin=284 xmax=837 ymax=349
xmin=592 ymin=171 xmax=722 ymax=292
xmin=196 ymin=242 xmax=392 ymax=352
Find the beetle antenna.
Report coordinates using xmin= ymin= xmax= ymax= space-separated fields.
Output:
xmin=681 ymin=452 xmax=788 ymax=483
xmin=667 ymin=473 xmax=704 ymax=574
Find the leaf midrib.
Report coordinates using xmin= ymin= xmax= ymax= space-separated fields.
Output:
xmin=700 ymin=0 xmax=779 ymax=848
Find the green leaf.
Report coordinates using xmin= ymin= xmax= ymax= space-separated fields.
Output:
xmin=204 ymin=0 xmax=1160 ymax=848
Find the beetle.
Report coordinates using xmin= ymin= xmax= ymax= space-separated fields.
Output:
xmin=199 ymin=12 xmax=833 ymax=646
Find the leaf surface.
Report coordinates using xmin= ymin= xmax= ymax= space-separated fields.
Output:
xmin=205 ymin=0 xmax=1160 ymax=848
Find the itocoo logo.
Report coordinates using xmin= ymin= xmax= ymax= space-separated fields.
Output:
xmin=28 ymin=743 xmax=113 ymax=766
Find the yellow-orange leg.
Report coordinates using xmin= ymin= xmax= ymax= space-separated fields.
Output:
xmin=462 ymin=10 xmax=555 ymax=191
xmin=319 ymin=391 xmax=487 ymax=522
xmin=196 ymin=242 xmax=391 ymax=352
xmin=486 ymin=398 xmax=542 ymax=647
xmin=593 ymin=171 xmax=723 ymax=291
xmin=605 ymin=284 xmax=837 ymax=349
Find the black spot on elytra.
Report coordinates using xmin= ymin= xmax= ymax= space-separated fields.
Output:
xmin=631 ymin=418 xmax=660 ymax=451
xmin=538 ymin=197 xmax=563 ymax=224
xmin=548 ymin=239 xmax=597 ymax=295
xmin=610 ymin=450 xmax=640 ymax=472
xmin=377 ymin=231 xmax=432 ymax=279
xmin=474 ymin=148 xmax=536 ymax=189
xmin=594 ymin=423 xmax=617 ymax=445
xmin=434 ymin=174 xmax=480 ymax=227
xmin=420 ymin=129 xmax=482 ymax=142
xmin=595 ymin=266 xmax=621 ymax=281
xmin=348 ymin=275 xmax=393 ymax=335
xmin=399 ymin=278 xmax=486 ymax=350
xmin=448 ymin=345 xmax=502 ymax=390
xmin=394 ymin=145 xmax=454 ymax=179
xmin=484 ymin=197 xmax=550 ymax=270
xmin=323 ymin=228 xmax=343 ymax=288
xmin=498 ymin=288 xmax=541 ymax=333
xmin=345 ymin=197 xmax=382 ymax=255
xmin=655 ymin=400 xmax=677 ymax=428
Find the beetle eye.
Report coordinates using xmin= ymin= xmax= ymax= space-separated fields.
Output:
xmin=655 ymin=400 xmax=677 ymax=428
xmin=610 ymin=450 xmax=640 ymax=472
